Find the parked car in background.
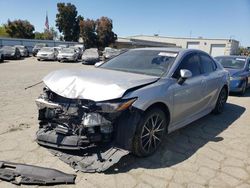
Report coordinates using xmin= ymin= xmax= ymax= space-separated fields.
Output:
xmin=32 ymin=43 xmax=47 ymax=56
xmin=37 ymin=47 xmax=58 ymax=61
xmin=54 ymin=46 xmax=64 ymax=53
xmin=103 ymin=47 xmax=122 ymax=59
xmin=82 ymin=48 xmax=99 ymax=64
xmin=215 ymin=56 xmax=250 ymax=95
xmin=14 ymin=45 xmax=29 ymax=57
xmin=58 ymin=44 xmax=68 ymax=48
xmin=69 ymin=46 xmax=82 ymax=59
xmin=57 ymin=48 xmax=78 ymax=62
xmin=0 ymin=50 xmax=4 ymax=62
xmin=1 ymin=46 xmax=21 ymax=60
xmin=74 ymin=44 xmax=85 ymax=51
xmin=36 ymin=48 xmax=229 ymax=158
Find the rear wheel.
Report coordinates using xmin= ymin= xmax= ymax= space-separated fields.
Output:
xmin=132 ymin=108 xmax=167 ymax=157
xmin=0 ymin=55 xmax=3 ymax=62
xmin=213 ymin=87 xmax=228 ymax=114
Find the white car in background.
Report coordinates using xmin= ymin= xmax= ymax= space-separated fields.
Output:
xmin=37 ymin=47 xmax=58 ymax=61
xmin=82 ymin=48 xmax=99 ymax=65
xmin=69 ymin=46 xmax=82 ymax=59
xmin=14 ymin=45 xmax=29 ymax=57
xmin=57 ymin=48 xmax=78 ymax=62
xmin=74 ymin=44 xmax=85 ymax=51
xmin=54 ymin=46 xmax=64 ymax=53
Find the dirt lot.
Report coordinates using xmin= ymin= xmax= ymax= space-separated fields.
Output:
xmin=0 ymin=57 xmax=250 ymax=188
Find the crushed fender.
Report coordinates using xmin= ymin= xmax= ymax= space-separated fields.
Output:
xmin=0 ymin=161 xmax=76 ymax=185
xmin=48 ymin=144 xmax=129 ymax=172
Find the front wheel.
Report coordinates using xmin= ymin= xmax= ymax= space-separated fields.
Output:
xmin=240 ymin=79 xmax=248 ymax=96
xmin=132 ymin=108 xmax=167 ymax=157
xmin=213 ymin=87 xmax=228 ymax=114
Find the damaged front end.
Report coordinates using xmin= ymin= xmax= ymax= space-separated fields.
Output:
xmin=35 ymin=87 xmax=142 ymax=171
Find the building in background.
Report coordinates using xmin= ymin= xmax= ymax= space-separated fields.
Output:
xmin=115 ymin=35 xmax=239 ymax=56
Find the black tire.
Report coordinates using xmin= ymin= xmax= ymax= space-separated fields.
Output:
xmin=240 ymin=79 xmax=248 ymax=96
xmin=213 ymin=87 xmax=228 ymax=114
xmin=132 ymin=108 xmax=167 ymax=157
xmin=37 ymin=59 xmax=40 ymax=61
xmin=0 ymin=55 xmax=3 ymax=62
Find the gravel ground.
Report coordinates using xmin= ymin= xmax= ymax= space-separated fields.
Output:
xmin=0 ymin=57 xmax=250 ymax=188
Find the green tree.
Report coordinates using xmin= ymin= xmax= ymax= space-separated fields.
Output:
xmin=0 ymin=25 xmax=9 ymax=37
xmin=34 ymin=32 xmax=44 ymax=40
xmin=55 ymin=3 xmax=82 ymax=41
xmin=96 ymin=17 xmax=117 ymax=49
xmin=43 ymin=27 xmax=58 ymax=40
xmin=239 ymin=47 xmax=250 ymax=56
xmin=4 ymin=19 xmax=35 ymax=39
xmin=79 ymin=19 xmax=97 ymax=48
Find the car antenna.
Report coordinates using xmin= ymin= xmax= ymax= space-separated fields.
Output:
xmin=25 ymin=81 xmax=43 ymax=90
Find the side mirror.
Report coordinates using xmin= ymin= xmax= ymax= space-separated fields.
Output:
xmin=94 ymin=61 xmax=104 ymax=67
xmin=178 ymin=69 xmax=192 ymax=85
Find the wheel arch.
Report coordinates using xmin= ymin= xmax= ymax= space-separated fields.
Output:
xmin=144 ymin=102 xmax=171 ymax=131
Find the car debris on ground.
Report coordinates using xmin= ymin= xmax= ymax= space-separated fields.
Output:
xmin=0 ymin=161 xmax=76 ymax=185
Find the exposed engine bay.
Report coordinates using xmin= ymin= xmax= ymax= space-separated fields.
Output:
xmin=36 ymin=87 xmax=137 ymax=149
xmin=35 ymin=87 xmax=141 ymax=171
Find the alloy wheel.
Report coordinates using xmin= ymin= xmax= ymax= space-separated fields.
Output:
xmin=140 ymin=114 xmax=165 ymax=153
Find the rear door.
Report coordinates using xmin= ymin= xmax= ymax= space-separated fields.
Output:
xmin=199 ymin=53 xmax=220 ymax=110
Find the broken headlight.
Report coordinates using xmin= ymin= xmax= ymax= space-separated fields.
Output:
xmin=95 ymin=98 xmax=137 ymax=113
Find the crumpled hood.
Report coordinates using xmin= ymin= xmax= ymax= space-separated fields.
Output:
xmin=43 ymin=68 xmax=159 ymax=101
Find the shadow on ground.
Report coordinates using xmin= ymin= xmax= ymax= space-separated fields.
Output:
xmin=105 ymin=102 xmax=245 ymax=174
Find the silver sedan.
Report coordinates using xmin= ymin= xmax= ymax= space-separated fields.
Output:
xmin=36 ymin=48 xmax=229 ymax=158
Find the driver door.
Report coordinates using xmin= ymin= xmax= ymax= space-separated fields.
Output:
xmin=170 ymin=52 xmax=206 ymax=129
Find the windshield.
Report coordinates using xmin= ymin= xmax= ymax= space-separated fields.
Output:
xmin=101 ymin=50 xmax=177 ymax=76
xmin=40 ymin=47 xmax=53 ymax=52
xmin=2 ymin=46 xmax=14 ymax=51
xmin=215 ymin=57 xmax=246 ymax=69
xmin=61 ymin=48 xmax=74 ymax=53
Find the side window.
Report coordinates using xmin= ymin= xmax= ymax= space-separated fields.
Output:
xmin=173 ymin=53 xmax=201 ymax=78
xmin=200 ymin=54 xmax=217 ymax=74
